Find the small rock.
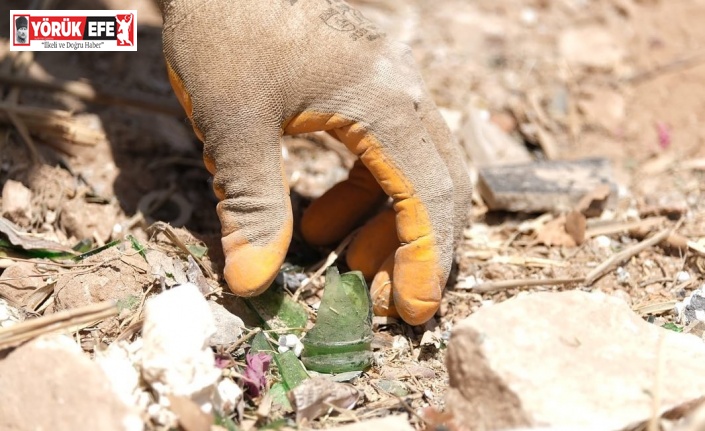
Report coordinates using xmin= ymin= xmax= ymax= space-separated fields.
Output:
xmin=213 ymin=378 xmax=243 ymax=415
xmin=676 ymin=287 xmax=705 ymax=325
xmin=1 ymin=180 xmax=32 ymax=225
xmin=616 ymin=266 xmax=631 ymax=285
xmin=0 ymin=261 xmax=45 ymax=305
xmin=141 ymin=283 xmax=221 ymax=413
xmin=445 ymin=290 xmax=705 ymax=430
xmin=376 ymin=379 xmax=408 ymax=397
xmin=593 ymin=235 xmax=612 ymax=248
xmin=677 ymin=271 xmax=692 ymax=283
xmin=559 ymin=26 xmax=624 ymax=70
xmin=208 ymin=301 xmax=244 ymax=346
xmin=0 ymin=334 xmax=142 ymax=431
xmin=578 ymin=89 xmax=626 ymax=132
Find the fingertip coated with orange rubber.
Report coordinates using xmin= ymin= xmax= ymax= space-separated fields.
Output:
xmin=333 ymin=121 xmax=444 ymax=326
xmin=219 ymin=201 xmax=293 ymax=297
xmin=346 ymin=207 xmax=399 ymax=280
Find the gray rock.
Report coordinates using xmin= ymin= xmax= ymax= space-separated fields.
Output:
xmin=445 ymin=290 xmax=705 ymax=430
xmin=208 ymin=301 xmax=244 ymax=346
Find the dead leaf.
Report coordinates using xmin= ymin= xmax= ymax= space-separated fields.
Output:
xmin=535 ymin=216 xmax=577 ymax=247
xmin=0 ymin=217 xmax=74 ymax=253
xmin=565 ymin=211 xmax=587 ymax=245
xmin=22 ymin=282 xmax=55 ymax=312
xmin=288 ymin=377 xmax=360 ymax=423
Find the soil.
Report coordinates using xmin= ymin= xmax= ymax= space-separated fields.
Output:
xmin=0 ymin=0 xmax=704 ymax=429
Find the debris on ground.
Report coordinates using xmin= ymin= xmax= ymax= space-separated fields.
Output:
xmin=0 ymin=334 xmax=143 ymax=431
xmin=1 ymin=0 xmax=705 ymax=429
xmin=444 ymin=291 xmax=705 ymax=430
xmin=477 ymin=158 xmax=616 ymax=213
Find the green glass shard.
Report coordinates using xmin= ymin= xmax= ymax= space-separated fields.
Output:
xmin=300 ymin=267 xmax=373 ymax=374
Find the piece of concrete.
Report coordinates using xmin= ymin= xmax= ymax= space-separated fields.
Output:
xmin=445 ymin=290 xmax=705 ymax=430
xmin=0 ymin=334 xmax=142 ymax=431
xmin=477 ymin=158 xmax=616 ymax=213
xmin=141 ymin=283 xmax=220 ymax=413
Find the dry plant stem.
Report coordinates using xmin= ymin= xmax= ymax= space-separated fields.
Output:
xmin=0 ymin=257 xmax=120 ymax=282
xmin=116 ymin=318 xmax=144 ymax=342
xmin=2 ymin=255 xmax=97 ymax=268
xmin=148 ymin=221 xmax=215 ymax=279
xmin=0 ymin=72 xmax=183 ymax=116
xmin=633 ymin=301 xmax=678 ymax=316
xmin=0 ymin=102 xmax=105 ymax=148
xmin=627 ymin=51 xmax=705 ymax=84
xmin=227 ymin=327 xmax=262 ymax=353
xmin=293 ymin=228 xmax=358 ymax=301
xmin=586 ymin=217 xmax=665 ymax=239
xmin=471 ymin=277 xmax=585 ymax=294
xmin=584 ymin=227 xmax=674 ymax=286
xmin=0 ymin=300 xmax=118 ymax=349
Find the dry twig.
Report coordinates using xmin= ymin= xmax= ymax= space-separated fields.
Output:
xmin=470 ymin=277 xmax=585 ymax=294
xmin=584 ymin=227 xmax=674 ymax=286
xmin=0 ymin=300 xmax=118 ymax=350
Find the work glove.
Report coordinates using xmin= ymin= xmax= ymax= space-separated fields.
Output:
xmin=158 ymin=0 xmax=472 ymax=325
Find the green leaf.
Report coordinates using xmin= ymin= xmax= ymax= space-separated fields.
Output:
xmin=128 ymin=235 xmax=147 ymax=259
xmin=73 ymin=239 xmax=122 ymax=261
xmin=186 ymin=244 xmax=208 ymax=259
xmin=662 ymin=322 xmax=683 ymax=333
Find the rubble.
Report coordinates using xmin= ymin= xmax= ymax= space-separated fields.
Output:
xmin=445 ymin=291 xmax=705 ymax=430
xmin=0 ymin=334 xmax=142 ymax=431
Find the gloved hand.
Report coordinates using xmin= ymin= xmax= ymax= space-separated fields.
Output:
xmin=158 ymin=0 xmax=472 ymax=325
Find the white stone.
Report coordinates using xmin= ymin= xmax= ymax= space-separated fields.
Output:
xmin=677 ymin=271 xmax=692 ymax=283
xmin=141 ymin=283 xmax=220 ymax=412
xmin=593 ymin=235 xmax=611 ymax=248
xmin=213 ymin=378 xmax=243 ymax=414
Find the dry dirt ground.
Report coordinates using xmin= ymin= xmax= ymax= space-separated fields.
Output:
xmin=0 ymin=0 xmax=704 ymax=429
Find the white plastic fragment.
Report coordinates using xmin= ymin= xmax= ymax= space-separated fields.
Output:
xmin=278 ymin=333 xmax=304 ymax=357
